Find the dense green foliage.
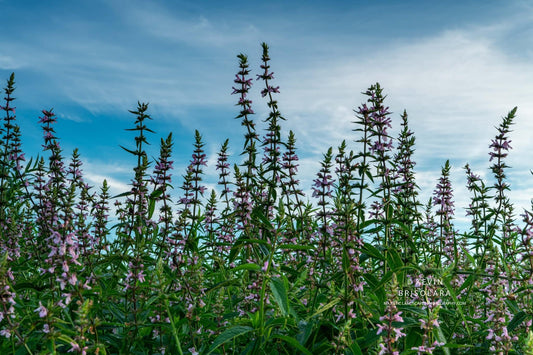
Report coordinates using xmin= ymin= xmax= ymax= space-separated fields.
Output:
xmin=1 ymin=44 xmax=532 ymax=354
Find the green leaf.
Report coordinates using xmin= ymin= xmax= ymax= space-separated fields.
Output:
xmin=348 ymin=340 xmax=363 ymax=355
xmin=207 ymin=326 xmax=254 ymax=354
xmin=234 ymin=263 xmax=261 ymax=272
xmin=251 ymin=206 xmax=272 ymax=228
xmin=278 ymin=244 xmax=314 ymax=251
xmin=505 ymin=299 xmax=520 ymax=315
xmin=508 ymin=311 xmax=528 ymax=332
xmin=436 ymin=326 xmax=450 ymax=355
xmin=458 ymin=273 xmax=476 ymax=293
xmin=308 ymin=298 xmax=340 ymax=319
xmin=270 ymin=276 xmax=290 ymax=316
xmin=362 ymin=242 xmax=385 ymax=260
xmin=271 ymin=334 xmax=312 ymax=355
xmin=147 ymin=189 xmax=163 ymax=219
xmin=106 ymin=302 xmax=126 ymax=323
xmin=441 ymin=275 xmax=469 ymax=339
xmin=461 ymin=245 xmax=476 ymax=265
xmin=205 ymin=278 xmax=240 ymax=293
xmin=386 ymin=248 xmax=404 ymax=271
xmin=111 ymin=191 xmax=132 ymax=199
xmin=373 ymin=270 xmax=393 ymax=293
xmin=244 ymin=238 xmax=272 ymax=247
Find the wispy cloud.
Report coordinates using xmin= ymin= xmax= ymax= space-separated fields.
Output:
xmin=278 ymin=25 xmax=533 ymax=160
xmin=0 ymin=55 xmax=22 ymax=70
xmin=114 ymin=2 xmax=260 ymax=48
xmin=260 ymin=20 xmax=533 ymax=222
xmin=2 ymin=0 xmax=531 ymax=230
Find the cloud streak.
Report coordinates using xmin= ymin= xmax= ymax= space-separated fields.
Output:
xmin=1 ymin=0 xmax=531 ymax=231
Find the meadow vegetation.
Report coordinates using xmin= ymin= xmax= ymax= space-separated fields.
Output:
xmin=1 ymin=43 xmax=532 ymax=354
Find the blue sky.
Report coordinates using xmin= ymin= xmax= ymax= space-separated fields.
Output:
xmin=1 ymin=0 xmax=533 ymax=228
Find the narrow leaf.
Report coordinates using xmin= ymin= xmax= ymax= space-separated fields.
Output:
xmin=207 ymin=326 xmax=253 ymax=354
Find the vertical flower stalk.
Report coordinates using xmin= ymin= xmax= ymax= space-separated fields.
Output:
xmin=68 ymin=150 xmax=97 ymax=286
xmin=232 ymin=53 xmax=258 ymax=188
xmin=392 ymin=111 xmax=422 ymax=260
xmin=214 ymin=140 xmax=235 ymax=259
xmin=204 ymin=189 xmax=218 ymax=257
xmin=178 ymin=131 xmax=207 ymax=248
xmin=355 ymin=84 xmax=394 ymax=260
xmin=377 ymin=275 xmax=406 ymax=355
xmin=257 ymin=42 xmax=284 ymax=212
xmin=120 ymin=102 xmax=153 ymax=349
xmin=312 ymin=148 xmax=335 ymax=261
xmin=464 ymin=164 xmax=491 ymax=256
xmin=232 ymin=165 xmax=253 ymax=235
xmin=333 ymin=141 xmax=365 ymax=320
xmin=366 ymin=84 xmax=394 ymax=254
xmin=0 ymin=255 xmax=17 ymax=341
xmin=92 ymin=180 xmax=110 ymax=256
xmin=122 ymin=102 xmax=153 ymax=244
xmin=152 ymin=133 xmax=174 ymax=257
xmin=409 ymin=274 xmax=444 ymax=354
xmin=353 ymin=101 xmax=372 ymax=228
xmin=0 ymin=74 xmax=25 ymax=263
xmin=278 ymin=131 xmax=306 ymax=264
xmin=0 ymin=73 xmax=19 ymax=175
xmin=481 ymin=260 xmax=516 ymax=353
xmin=280 ymin=130 xmax=304 ymax=217
xmin=432 ymin=160 xmax=456 ymax=266
xmin=216 ymin=139 xmax=232 ymax=211
xmin=489 ymin=107 xmax=516 ymax=259
xmin=189 ymin=130 xmax=207 ymax=225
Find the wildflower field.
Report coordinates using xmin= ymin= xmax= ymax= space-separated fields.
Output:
xmin=1 ymin=43 xmax=532 ymax=354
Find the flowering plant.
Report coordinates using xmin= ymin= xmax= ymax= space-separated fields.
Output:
xmin=0 ymin=43 xmax=532 ymax=354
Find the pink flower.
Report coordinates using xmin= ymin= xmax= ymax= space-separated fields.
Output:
xmin=35 ymin=302 xmax=48 ymax=318
xmin=392 ymin=312 xmax=403 ymax=322
xmin=68 ymin=342 xmax=81 ymax=353
xmin=376 ymin=323 xmax=386 ymax=335
xmin=0 ymin=329 xmax=11 ymax=338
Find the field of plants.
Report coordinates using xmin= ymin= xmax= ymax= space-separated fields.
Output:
xmin=1 ymin=43 xmax=532 ymax=354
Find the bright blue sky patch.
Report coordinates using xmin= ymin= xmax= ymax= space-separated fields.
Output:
xmin=1 ymin=0 xmax=533 ymax=228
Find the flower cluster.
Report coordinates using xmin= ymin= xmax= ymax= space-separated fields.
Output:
xmin=432 ymin=160 xmax=456 ymax=264
xmin=1 ymin=48 xmax=533 ymax=354
xmin=378 ymin=277 xmax=406 ymax=355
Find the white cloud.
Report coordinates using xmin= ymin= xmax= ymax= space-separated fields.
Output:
xmin=121 ymin=5 xmax=260 ymax=48
xmin=267 ymin=24 xmax=533 ymax=220
xmin=3 ymin=1 xmax=532 ymax=230
xmin=0 ymin=55 xmax=22 ymax=70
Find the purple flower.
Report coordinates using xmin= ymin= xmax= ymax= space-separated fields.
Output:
xmin=260 ymin=85 xmax=280 ymax=97
xmin=35 ymin=302 xmax=48 ymax=318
